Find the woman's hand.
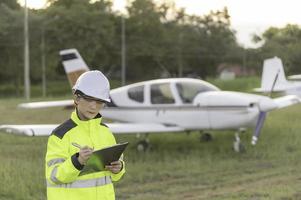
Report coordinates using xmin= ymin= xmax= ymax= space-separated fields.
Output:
xmin=105 ymin=160 xmax=123 ymax=174
xmin=78 ymin=146 xmax=93 ymax=165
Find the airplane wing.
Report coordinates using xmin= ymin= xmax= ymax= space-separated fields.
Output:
xmin=18 ymin=100 xmax=74 ymax=109
xmin=0 ymin=123 xmax=185 ymax=136
xmin=273 ymin=95 xmax=301 ymax=109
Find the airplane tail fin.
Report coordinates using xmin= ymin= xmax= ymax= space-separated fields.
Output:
xmin=255 ymin=57 xmax=288 ymax=92
xmin=59 ymin=49 xmax=90 ymax=87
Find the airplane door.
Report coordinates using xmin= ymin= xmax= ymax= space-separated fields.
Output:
xmin=150 ymin=83 xmax=176 ymax=105
xmin=150 ymin=82 xmax=176 ymax=119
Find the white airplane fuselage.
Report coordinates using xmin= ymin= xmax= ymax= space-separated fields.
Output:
xmin=102 ymin=105 xmax=259 ymax=130
xmin=100 ymin=78 xmax=273 ymax=132
xmin=2 ymin=50 xmax=300 ymax=147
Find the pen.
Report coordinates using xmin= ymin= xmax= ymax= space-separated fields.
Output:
xmin=72 ymin=143 xmax=94 ymax=150
xmin=72 ymin=142 xmax=82 ymax=149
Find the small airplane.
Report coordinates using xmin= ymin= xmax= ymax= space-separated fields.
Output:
xmin=1 ymin=50 xmax=300 ymax=152
xmin=254 ymin=57 xmax=301 ymax=97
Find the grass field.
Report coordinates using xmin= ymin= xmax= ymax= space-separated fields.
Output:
xmin=2 ymin=77 xmax=301 ymax=200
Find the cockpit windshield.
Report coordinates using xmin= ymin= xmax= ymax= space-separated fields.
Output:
xmin=176 ymin=81 xmax=218 ymax=103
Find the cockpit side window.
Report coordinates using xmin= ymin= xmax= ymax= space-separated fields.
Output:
xmin=128 ymin=85 xmax=144 ymax=103
xmin=176 ymin=82 xmax=216 ymax=103
xmin=151 ymin=83 xmax=175 ymax=104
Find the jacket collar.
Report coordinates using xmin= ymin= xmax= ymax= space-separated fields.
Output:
xmin=71 ymin=109 xmax=102 ymax=125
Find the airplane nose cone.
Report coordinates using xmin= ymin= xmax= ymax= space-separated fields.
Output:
xmin=258 ymin=97 xmax=277 ymax=112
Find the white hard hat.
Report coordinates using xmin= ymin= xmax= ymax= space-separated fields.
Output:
xmin=72 ymin=70 xmax=111 ymax=102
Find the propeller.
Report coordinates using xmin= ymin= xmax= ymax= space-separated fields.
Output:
xmin=251 ymin=111 xmax=266 ymax=145
xmin=251 ymin=69 xmax=280 ymax=145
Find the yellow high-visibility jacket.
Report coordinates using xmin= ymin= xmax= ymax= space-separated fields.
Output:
xmin=45 ymin=111 xmax=125 ymax=200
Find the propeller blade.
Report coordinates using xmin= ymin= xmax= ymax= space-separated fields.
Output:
xmin=251 ymin=67 xmax=279 ymax=145
xmin=251 ymin=111 xmax=267 ymax=145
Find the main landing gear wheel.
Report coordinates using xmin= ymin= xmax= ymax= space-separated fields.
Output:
xmin=233 ymin=132 xmax=245 ymax=153
xmin=137 ymin=140 xmax=150 ymax=152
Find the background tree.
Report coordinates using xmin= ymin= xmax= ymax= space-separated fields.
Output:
xmin=0 ymin=3 xmax=23 ymax=95
xmin=253 ymin=24 xmax=301 ymax=74
xmin=41 ymin=0 xmax=116 ymax=79
xmin=4 ymin=0 xmax=299 ymax=96
xmin=0 ymin=0 xmax=20 ymax=9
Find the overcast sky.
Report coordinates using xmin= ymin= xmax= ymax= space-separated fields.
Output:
xmin=20 ymin=0 xmax=301 ymax=48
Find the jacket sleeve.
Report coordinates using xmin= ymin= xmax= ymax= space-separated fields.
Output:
xmin=105 ymin=130 xmax=126 ymax=182
xmin=45 ymin=134 xmax=82 ymax=185
xmin=111 ymin=157 xmax=126 ymax=182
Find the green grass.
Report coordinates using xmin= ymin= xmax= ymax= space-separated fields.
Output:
xmin=1 ymin=77 xmax=301 ymax=200
xmin=114 ymin=105 xmax=301 ymax=200
xmin=0 ymin=134 xmax=47 ymax=200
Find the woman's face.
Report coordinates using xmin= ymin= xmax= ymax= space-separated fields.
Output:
xmin=74 ymin=95 xmax=105 ymax=120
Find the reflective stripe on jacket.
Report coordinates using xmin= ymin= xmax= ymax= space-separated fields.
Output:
xmin=45 ymin=110 xmax=125 ymax=200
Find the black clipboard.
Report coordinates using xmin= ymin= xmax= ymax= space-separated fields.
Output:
xmin=79 ymin=142 xmax=129 ymax=176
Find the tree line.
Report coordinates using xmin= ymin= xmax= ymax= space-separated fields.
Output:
xmin=0 ymin=0 xmax=301 ymax=96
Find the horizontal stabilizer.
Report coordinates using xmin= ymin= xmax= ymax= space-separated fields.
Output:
xmin=288 ymin=74 xmax=301 ymax=81
xmin=254 ymin=87 xmax=286 ymax=93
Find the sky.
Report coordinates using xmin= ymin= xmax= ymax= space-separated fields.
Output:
xmin=19 ymin=0 xmax=301 ymax=48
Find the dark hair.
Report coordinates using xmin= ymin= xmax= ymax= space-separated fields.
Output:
xmin=74 ymin=90 xmax=108 ymax=104
xmin=74 ymin=90 xmax=85 ymax=96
